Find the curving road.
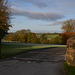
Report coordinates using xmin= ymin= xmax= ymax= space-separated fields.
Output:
xmin=0 ymin=47 xmax=66 ymax=75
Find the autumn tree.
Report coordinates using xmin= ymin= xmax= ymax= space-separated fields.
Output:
xmin=15 ymin=29 xmax=31 ymax=34
xmin=27 ymin=33 xmax=38 ymax=43
xmin=18 ymin=33 xmax=28 ymax=42
xmin=39 ymin=34 xmax=48 ymax=44
xmin=60 ymin=32 xmax=75 ymax=44
xmin=14 ymin=29 xmax=31 ymax=42
xmin=62 ymin=19 xmax=75 ymax=33
xmin=0 ymin=0 xmax=11 ymax=56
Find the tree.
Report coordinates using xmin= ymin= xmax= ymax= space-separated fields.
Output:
xmin=27 ymin=33 xmax=38 ymax=43
xmin=15 ymin=29 xmax=31 ymax=34
xmin=60 ymin=32 xmax=75 ymax=44
xmin=7 ymin=33 xmax=14 ymax=41
xmin=19 ymin=33 xmax=28 ymax=43
xmin=62 ymin=19 xmax=75 ymax=33
xmin=39 ymin=34 xmax=48 ymax=44
xmin=53 ymin=35 xmax=62 ymax=44
xmin=0 ymin=0 xmax=11 ymax=56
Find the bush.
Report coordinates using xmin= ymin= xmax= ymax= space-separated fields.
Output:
xmin=39 ymin=34 xmax=49 ymax=44
xmin=50 ymin=35 xmax=62 ymax=44
xmin=60 ymin=32 xmax=75 ymax=44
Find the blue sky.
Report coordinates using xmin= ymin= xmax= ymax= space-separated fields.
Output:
xmin=9 ymin=0 xmax=75 ymax=33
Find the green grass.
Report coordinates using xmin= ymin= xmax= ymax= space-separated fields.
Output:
xmin=1 ymin=43 xmax=66 ymax=58
xmin=64 ymin=62 xmax=75 ymax=75
xmin=46 ymin=34 xmax=59 ymax=40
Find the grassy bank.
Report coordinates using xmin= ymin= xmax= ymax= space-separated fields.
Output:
xmin=64 ymin=62 xmax=75 ymax=75
xmin=1 ymin=43 xmax=66 ymax=58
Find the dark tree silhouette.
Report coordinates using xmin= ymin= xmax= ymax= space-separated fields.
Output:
xmin=0 ymin=0 xmax=12 ymax=57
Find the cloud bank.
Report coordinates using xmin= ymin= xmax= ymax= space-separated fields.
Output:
xmin=40 ymin=21 xmax=64 ymax=26
xmin=47 ymin=21 xmax=64 ymax=26
xmin=11 ymin=8 xmax=64 ymax=21
xmin=18 ymin=0 xmax=75 ymax=9
xmin=20 ymin=0 xmax=48 ymax=8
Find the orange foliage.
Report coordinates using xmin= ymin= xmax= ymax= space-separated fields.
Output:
xmin=7 ymin=34 xmax=14 ymax=41
xmin=60 ymin=32 xmax=75 ymax=44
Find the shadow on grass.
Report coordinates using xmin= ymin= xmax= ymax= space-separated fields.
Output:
xmin=1 ymin=44 xmax=66 ymax=59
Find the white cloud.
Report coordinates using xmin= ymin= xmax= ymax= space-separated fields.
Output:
xmin=40 ymin=21 xmax=64 ymax=26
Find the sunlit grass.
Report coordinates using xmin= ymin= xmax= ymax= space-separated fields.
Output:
xmin=46 ymin=34 xmax=59 ymax=40
xmin=1 ymin=43 xmax=66 ymax=58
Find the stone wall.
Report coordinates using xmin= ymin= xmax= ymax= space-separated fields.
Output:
xmin=67 ymin=35 xmax=75 ymax=66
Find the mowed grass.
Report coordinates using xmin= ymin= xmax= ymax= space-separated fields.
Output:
xmin=1 ymin=43 xmax=66 ymax=58
xmin=64 ymin=62 xmax=75 ymax=75
xmin=46 ymin=34 xmax=59 ymax=40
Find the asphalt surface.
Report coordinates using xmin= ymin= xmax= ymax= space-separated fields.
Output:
xmin=0 ymin=47 xmax=66 ymax=75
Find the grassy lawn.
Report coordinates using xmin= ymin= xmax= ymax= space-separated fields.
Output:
xmin=64 ymin=62 xmax=75 ymax=75
xmin=46 ymin=34 xmax=59 ymax=40
xmin=1 ymin=43 xmax=66 ymax=58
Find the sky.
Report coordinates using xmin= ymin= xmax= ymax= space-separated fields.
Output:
xmin=9 ymin=0 xmax=75 ymax=33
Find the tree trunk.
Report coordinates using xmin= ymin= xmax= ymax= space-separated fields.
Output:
xmin=0 ymin=39 xmax=1 ymax=57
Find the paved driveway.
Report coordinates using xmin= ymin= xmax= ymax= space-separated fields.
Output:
xmin=0 ymin=47 xmax=66 ymax=75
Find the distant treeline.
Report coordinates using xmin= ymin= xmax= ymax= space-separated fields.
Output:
xmin=3 ymin=29 xmax=75 ymax=44
xmin=3 ymin=29 xmax=49 ymax=44
xmin=35 ymin=33 xmax=60 ymax=36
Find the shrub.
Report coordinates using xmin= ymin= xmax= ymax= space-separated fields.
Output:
xmin=60 ymin=32 xmax=75 ymax=44
xmin=50 ymin=35 xmax=62 ymax=44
